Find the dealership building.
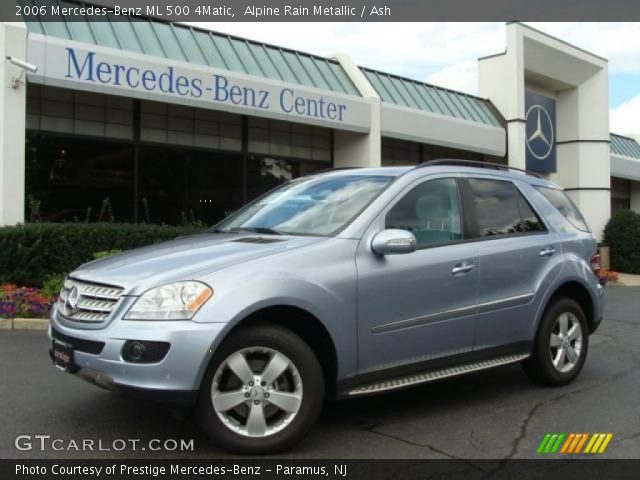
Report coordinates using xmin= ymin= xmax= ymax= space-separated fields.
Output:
xmin=1 ymin=10 xmax=640 ymax=239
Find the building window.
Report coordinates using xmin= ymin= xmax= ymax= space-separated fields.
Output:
xmin=25 ymin=134 xmax=134 ymax=222
xmin=25 ymin=89 xmax=333 ymax=225
xmin=26 ymin=85 xmax=134 ymax=141
xmin=381 ymin=137 xmax=502 ymax=167
xmin=139 ymin=100 xmax=243 ymax=151
xmin=381 ymin=138 xmax=420 ymax=166
xmin=248 ymin=117 xmax=331 ymax=162
xmin=138 ymin=145 xmax=244 ymax=225
xmin=246 ymin=156 xmax=328 ymax=202
xmin=611 ymin=177 xmax=631 ymax=214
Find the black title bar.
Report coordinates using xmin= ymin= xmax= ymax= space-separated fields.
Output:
xmin=3 ymin=460 xmax=640 ymax=480
xmin=4 ymin=0 xmax=640 ymax=22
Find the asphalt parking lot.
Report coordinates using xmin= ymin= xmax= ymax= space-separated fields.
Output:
xmin=1 ymin=286 xmax=639 ymax=460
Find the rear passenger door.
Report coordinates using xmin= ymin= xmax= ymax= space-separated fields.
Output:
xmin=462 ymin=177 xmax=562 ymax=351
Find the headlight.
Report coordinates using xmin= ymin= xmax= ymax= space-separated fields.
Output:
xmin=124 ymin=281 xmax=213 ymax=320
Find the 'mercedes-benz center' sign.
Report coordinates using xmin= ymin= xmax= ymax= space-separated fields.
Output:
xmin=27 ymin=36 xmax=370 ymax=132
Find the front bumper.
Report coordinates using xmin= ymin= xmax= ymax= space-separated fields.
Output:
xmin=49 ymin=306 xmax=226 ymax=403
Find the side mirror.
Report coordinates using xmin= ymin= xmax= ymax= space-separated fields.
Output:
xmin=371 ymin=229 xmax=417 ymax=255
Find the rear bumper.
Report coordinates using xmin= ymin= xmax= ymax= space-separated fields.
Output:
xmin=590 ymin=282 xmax=605 ymax=334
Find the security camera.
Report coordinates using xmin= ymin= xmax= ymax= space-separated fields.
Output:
xmin=6 ymin=56 xmax=38 ymax=73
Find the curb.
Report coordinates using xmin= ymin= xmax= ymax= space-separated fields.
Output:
xmin=0 ymin=318 xmax=49 ymax=331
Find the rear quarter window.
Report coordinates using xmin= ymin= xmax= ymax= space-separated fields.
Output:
xmin=534 ymin=186 xmax=590 ymax=232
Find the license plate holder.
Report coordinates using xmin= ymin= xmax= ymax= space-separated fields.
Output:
xmin=52 ymin=340 xmax=76 ymax=372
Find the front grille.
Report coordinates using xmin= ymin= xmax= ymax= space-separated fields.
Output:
xmin=51 ymin=326 xmax=105 ymax=354
xmin=58 ymin=278 xmax=124 ymax=324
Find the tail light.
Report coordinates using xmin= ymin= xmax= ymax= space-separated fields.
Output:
xmin=590 ymin=252 xmax=601 ymax=276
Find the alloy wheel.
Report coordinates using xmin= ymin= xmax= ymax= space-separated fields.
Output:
xmin=210 ymin=347 xmax=303 ymax=437
xmin=549 ymin=312 xmax=583 ymax=373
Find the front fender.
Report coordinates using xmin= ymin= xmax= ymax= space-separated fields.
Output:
xmin=192 ymin=264 xmax=358 ymax=390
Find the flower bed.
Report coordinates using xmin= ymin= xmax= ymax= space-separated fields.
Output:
xmin=0 ymin=284 xmax=56 ymax=319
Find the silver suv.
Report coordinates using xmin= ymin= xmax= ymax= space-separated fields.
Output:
xmin=49 ymin=161 xmax=604 ymax=453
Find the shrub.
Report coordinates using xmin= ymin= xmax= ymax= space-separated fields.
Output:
xmin=42 ymin=273 xmax=66 ymax=298
xmin=604 ymin=209 xmax=640 ymax=274
xmin=0 ymin=223 xmax=204 ymax=287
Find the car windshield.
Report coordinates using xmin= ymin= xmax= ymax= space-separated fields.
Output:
xmin=212 ymin=174 xmax=393 ymax=236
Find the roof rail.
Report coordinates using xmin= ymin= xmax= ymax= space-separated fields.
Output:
xmin=414 ymin=159 xmax=542 ymax=179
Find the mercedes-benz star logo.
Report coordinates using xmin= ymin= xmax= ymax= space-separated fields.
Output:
xmin=526 ymin=105 xmax=554 ymax=160
xmin=63 ymin=286 xmax=80 ymax=316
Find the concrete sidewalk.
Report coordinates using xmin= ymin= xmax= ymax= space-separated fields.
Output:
xmin=0 ymin=318 xmax=48 ymax=331
xmin=614 ymin=273 xmax=640 ymax=287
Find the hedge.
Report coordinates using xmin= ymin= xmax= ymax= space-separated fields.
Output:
xmin=604 ymin=209 xmax=640 ymax=274
xmin=0 ymin=223 xmax=204 ymax=287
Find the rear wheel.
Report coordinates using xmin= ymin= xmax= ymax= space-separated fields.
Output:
xmin=523 ymin=298 xmax=589 ymax=385
xmin=197 ymin=324 xmax=324 ymax=453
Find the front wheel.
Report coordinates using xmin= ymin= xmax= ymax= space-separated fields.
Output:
xmin=196 ymin=324 xmax=324 ymax=454
xmin=523 ymin=298 xmax=589 ymax=386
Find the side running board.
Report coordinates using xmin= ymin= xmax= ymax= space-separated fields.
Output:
xmin=347 ymin=353 xmax=529 ymax=396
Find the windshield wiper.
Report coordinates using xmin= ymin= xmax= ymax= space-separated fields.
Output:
xmin=206 ymin=228 xmax=237 ymax=234
xmin=230 ymin=227 xmax=284 ymax=235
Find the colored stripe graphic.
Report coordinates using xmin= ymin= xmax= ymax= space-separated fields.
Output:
xmin=574 ymin=433 xmax=589 ymax=453
xmin=550 ymin=434 xmax=565 ymax=453
xmin=568 ymin=433 xmax=583 ymax=453
xmin=585 ymin=433 xmax=613 ymax=454
xmin=537 ymin=434 xmax=552 ymax=453
xmin=537 ymin=433 xmax=566 ymax=453
xmin=560 ymin=433 xmax=575 ymax=453
xmin=584 ymin=434 xmax=598 ymax=453
xmin=541 ymin=433 xmax=614 ymax=454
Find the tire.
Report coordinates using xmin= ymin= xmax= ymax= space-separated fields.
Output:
xmin=523 ymin=298 xmax=589 ymax=386
xmin=196 ymin=323 xmax=324 ymax=454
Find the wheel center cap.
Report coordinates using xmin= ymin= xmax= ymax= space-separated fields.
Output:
xmin=250 ymin=385 xmax=265 ymax=401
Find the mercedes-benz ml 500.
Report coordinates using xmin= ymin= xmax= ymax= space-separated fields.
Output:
xmin=49 ymin=161 xmax=604 ymax=453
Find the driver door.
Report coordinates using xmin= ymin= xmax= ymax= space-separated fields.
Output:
xmin=356 ymin=177 xmax=479 ymax=374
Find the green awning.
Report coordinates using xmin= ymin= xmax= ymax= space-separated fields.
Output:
xmin=20 ymin=0 xmax=360 ymax=96
xmin=361 ymin=67 xmax=502 ymax=127
xmin=610 ymin=134 xmax=640 ymax=159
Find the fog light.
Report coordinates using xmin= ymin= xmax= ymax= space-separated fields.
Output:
xmin=122 ymin=341 xmax=170 ymax=363
xmin=128 ymin=342 xmax=146 ymax=361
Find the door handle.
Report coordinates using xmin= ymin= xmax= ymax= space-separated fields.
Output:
xmin=451 ymin=263 xmax=474 ymax=274
xmin=539 ymin=247 xmax=556 ymax=257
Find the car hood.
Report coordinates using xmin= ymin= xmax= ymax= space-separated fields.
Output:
xmin=71 ymin=232 xmax=324 ymax=294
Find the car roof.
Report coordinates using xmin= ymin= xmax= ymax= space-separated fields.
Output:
xmin=314 ymin=163 xmax=559 ymax=189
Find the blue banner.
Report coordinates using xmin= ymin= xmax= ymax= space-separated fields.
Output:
xmin=525 ymin=91 xmax=557 ymax=173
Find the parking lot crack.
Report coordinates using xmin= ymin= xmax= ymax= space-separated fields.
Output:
xmin=480 ymin=365 xmax=636 ymax=479
xmin=612 ymin=430 xmax=640 ymax=446
xmin=364 ymin=426 xmax=484 ymax=471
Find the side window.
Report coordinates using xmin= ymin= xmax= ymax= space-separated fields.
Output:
xmin=516 ymin=189 xmax=546 ymax=232
xmin=386 ymin=178 xmax=462 ymax=247
xmin=534 ymin=186 xmax=590 ymax=232
xmin=467 ymin=178 xmax=544 ymax=237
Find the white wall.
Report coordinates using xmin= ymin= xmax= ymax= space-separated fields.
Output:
xmin=0 ymin=22 xmax=28 ymax=226
xmin=331 ymin=53 xmax=381 ymax=168
xmin=479 ymin=23 xmax=610 ymax=240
